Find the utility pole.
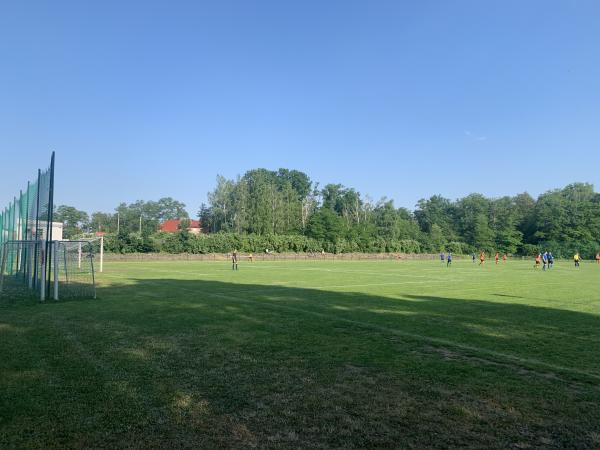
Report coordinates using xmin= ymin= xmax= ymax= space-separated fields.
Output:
xmin=117 ymin=212 xmax=120 ymax=234
xmin=139 ymin=215 xmax=142 ymax=234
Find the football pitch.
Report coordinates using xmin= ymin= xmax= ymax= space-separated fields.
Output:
xmin=2 ymin=259 xmax=600 ymax=449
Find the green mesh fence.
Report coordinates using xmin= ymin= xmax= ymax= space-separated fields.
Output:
xmin=0 ymin=153 xmax=56 ymax=300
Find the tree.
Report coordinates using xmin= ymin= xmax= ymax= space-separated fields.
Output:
xmin=415 ymin=195 xmax=457 ymax=240
xmin=89 ymin=211 xmax=115 ymax=233
xmin=306 ymin=209 xmax=345 ymax=245
xmin=54 ymin=205 xmax=89 ymax=238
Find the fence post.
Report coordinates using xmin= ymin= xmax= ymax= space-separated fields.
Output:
xmin=40 ymin=247 xmax=46 ymax=302
xmin=100 ymin=235 xmax=104 ymax=273
xmin=27 ymin=244 xmax=33 ymax=289
xmin=0 ymin=242 xmax=7 ymax=294
xmin=53 ymin=241 xmax=59 ymax=301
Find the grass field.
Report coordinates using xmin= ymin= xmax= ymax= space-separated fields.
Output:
xmin=2 ymin=258 xmax=600 ymax=449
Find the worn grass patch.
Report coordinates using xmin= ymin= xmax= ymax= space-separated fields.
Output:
xmin=1 ymin=259 xmax=600 ymax=448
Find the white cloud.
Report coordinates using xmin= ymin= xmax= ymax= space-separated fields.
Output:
xmin=464 ymin=130 xmax=487 ymax=142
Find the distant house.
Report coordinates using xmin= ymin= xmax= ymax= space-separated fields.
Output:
xmin=160 ymin=219 xmax=203 ymax=235
xmin=30 ymin=221 xmax=64 ymax=241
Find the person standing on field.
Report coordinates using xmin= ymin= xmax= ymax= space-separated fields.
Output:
xmin=595 ymin=253 xmax=600 ymax=264
xmin=447 ymin=253 xmax=452 ymax=267
xmin=503 ymin=254 xmax=507 ymax=263
xmin=542 ymin=251 xmax=548 ymax=271
xmin=574 ymin=252 xmax=581 ymax=267
xmin=440 ymin=252 xmax=445 ymax=264
xmin=534 ymin=253 xmax=541 ymax=269
xmin=495 ymin=252 xmax=500 ymax=264
xmin=472 ymin=253 xmax=476 ymax=263
xmin=479 ymin=251 xmax=485 ymax=266
xmin=232 ymin=250 xmax=239 ymax=270
xmin=547 ymin=252 xmax=554 ymax=269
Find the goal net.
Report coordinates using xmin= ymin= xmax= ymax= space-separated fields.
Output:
xmin=53 ymin=240 xmax=97 ymax=299
xmin=0 ymin=239 xmax=97 ymax=301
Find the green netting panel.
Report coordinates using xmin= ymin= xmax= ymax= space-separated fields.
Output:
xmin=0 ymin=241 xmax=45 ymax=300
xmin=0 ymin=153 xmax=55 ymax=299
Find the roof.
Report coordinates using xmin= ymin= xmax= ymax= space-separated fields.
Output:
xmin=160 ymin=219 xmax=201 ymax=232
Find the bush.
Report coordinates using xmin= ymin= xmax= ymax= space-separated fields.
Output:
xmin=98 ymin=232 xmax=487 ymax=255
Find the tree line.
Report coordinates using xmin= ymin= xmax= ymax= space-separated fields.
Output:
xmin=54 ymin=168 xmax=600 ymax=257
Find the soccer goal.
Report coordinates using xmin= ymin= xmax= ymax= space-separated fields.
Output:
xmin=0 ymin=239 xmax=97 ymax=301
xmin=52 ymin=240 xmax=97 ymax=299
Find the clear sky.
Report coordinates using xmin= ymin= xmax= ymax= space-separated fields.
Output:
xmin=1 ymin=0 xmax=599 ymax=216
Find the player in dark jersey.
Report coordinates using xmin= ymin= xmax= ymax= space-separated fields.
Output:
xmin=542 ymin=252 xmax=548 ymax=271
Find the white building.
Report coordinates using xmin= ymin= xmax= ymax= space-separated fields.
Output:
xmin=30 ymin=221 xmax=64 ymax=241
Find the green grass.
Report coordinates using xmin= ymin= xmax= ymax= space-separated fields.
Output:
xmin=2 ymin=259 xmax=600 ymax=449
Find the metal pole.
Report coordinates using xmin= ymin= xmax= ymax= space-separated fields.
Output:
xmin=64 ymin=244 xmax=69 ymax=284
xmin=89 ymin=243 xmax=96 ymax=299
xmin=27 ymin=243 xmax=33 ymax=289
xmin=0 ymin=242 xmax=7 ymax=293
xmin=100 ymin=235 xmax=104 ymax=273
xmin=40 ymin=246 xmax=46 ymax=302
xmin=53 ymin=241 xmax=59 ymax=300
xmin=45 ymin=152 xmax=55 ymax=297
xmin=33 ymin=169 xmax=41 ymax=288
xmin=10 ymin=197 xmax=16 ymax=275
xmin=23 ymin=182 xmax=31 ymax=284
xmin=78 ymin=241 xmax=82 ymax=269
xmin=16 ymin=191 xmax=22 ymax=273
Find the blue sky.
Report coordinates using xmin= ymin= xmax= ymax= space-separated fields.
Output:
xmin=1 ymin=0 xmax=599 ymax=216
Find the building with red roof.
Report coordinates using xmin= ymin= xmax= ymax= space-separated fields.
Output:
xmin=160 ymin=219 xmax=203 ymax=234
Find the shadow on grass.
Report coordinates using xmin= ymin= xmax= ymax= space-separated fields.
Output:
xmin=91 ymin=277 xmax=600 ymax=377
xmin=2 ymin=277 xmax=600 ymax=449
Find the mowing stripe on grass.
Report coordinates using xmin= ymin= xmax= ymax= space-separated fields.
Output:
xmin=108 ymin=275 xmax=600 ymax=384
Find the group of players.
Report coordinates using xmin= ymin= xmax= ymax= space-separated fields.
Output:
xmin=231 ymin=249 xmax=600 ymax=271
xmin=440 ymin=251 xmax=600 ymax=269
xmin=440 ymin=251 xmax=508 ymax=267
xmin=533 ymin=251 xmax=600 ymax=269
xmin=534 ymin=251 xmax=555 ymax=270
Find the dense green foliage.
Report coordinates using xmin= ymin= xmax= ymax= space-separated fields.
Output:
xmin=58 ymin=169 xmax=600 ymax=257
xmin=2 ymin=260 xmax=600 ymax=448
